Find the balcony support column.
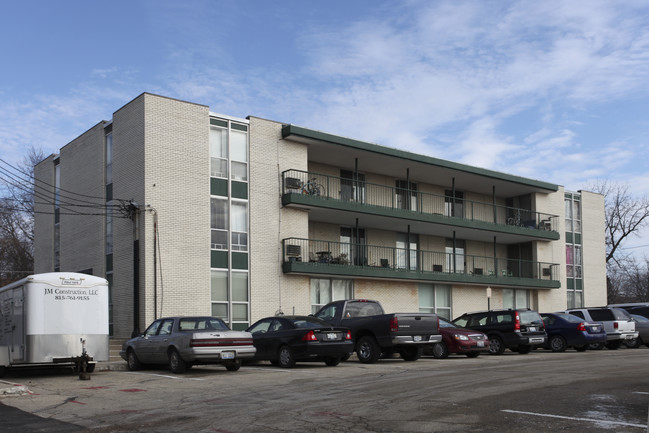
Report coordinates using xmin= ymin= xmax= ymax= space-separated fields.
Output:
xmin=493 ymin=236 xmax=498 ymax=276
xmin=492 ymin=186 xmax=497 ymax=224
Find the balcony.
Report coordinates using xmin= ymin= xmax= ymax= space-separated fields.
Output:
xmin=282 ymin=238 xmax=560 ymax=289
xmin=281 ymin=170 xmax=560 ymax=242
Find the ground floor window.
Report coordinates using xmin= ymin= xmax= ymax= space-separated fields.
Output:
xmin=310 ymin=278 xmax=353 ymax=314
xmin=418 ymin=284 xmax=452 ymax=320
xmin=211 ymin=269 xmax=249 ymax=331
xmin=502 ymin=288 xmax=529 ymax=309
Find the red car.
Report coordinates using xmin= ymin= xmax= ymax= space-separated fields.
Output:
xmin=424 ymin=319 xmax=490 ymax=358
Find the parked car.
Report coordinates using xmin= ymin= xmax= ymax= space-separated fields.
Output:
xmin=564 ymin=307 xmax=638 ymax=350
xmin=246 ymin=315 xmax=354 ymax=368
xmin=120 ymin=316 xmax=256 ymax=373
xmin=610 ymin=303 xmax=649 ymax=320
xmin=625 ymin=314 xmax=649 ymax=348
xmin=314 ymin=299 xmax=441 ymax=363
xmin=452 ymin=309 xmax=546 ymax=355
xmin=540 ymin=312 xmax=606 ymax=352
xmin=423 ymin=318 xmax=489 ymax=358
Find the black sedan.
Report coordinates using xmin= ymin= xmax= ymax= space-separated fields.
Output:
xmin=246 ymin=316 xmax=354 ymax=368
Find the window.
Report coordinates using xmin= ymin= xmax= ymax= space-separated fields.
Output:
xmin=396 ymin=233 xmax=418 ymax=270
xmin=341 ymin=170 xmax=365 ymax=202
xmin=445 ymin=239 xmax=465 ymax=273
xmin=230 ymin=129 xmax=248 ymax=181
xmin=231 ymin=201 xmax=248 ymax=251
xmin=502 ymin=289 xmax=529 ymax=309
xmin=105 ymin=132 xmax=113 ymax=185
xmin=340 ymin=227 xmax=366 ymax=266
xmin=445 ymin=190 xmax=464 ymax=217
xmin=210 ymin=126 xmax=228 ymax=178
xmin=310 ymin=278 xmax=353 ymax=314
xmin=211 ymin=270 xmax=228 ymax=320
xmin=419 ymin=284 xmax=452 ymax=320
xmin=210 ymin=198 xmax=228 ymax=249
xmin=565 ymin=192 xmax=583 ymax=308
xmin=396 ymin=180 xmax=417 ymax=210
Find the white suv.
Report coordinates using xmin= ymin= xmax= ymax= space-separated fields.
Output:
xmin=564 ymin=307 xmax=638 ymax=350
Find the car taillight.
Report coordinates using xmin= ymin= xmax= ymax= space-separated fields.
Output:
xmin=390 ymin=317 xmax=399 ymax=333
xmin=345 ymin=330 xmax=352 ymax=340
xmin=514 ymin=312 xmax=521 ymax=331
xmin=614 ymin=322 xmax=618 ymax=329
xmin=301 ymin=331 xmax=318 ymax=342
xmin=577 ymin=322 xmax=586 ymax=331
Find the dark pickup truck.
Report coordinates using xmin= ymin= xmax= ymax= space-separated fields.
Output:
xmin=314 ymin=299 xmax=441 ymax=363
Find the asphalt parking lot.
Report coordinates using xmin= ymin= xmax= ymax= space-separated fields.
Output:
xmin=1 ymin=348 xmax=648 ymax=433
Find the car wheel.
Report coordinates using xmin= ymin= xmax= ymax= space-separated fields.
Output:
xmin=624 ymin=338 xmax=641 ymax=349
xmin=169 ymin=348 xmax=187 ymax=373
xmin=589 ymin=342 xmax=605 ymax=350
xmin=127 ymin=349 xmax=142 ymax=371
xmin=574 ymin=345 xmax=588 ymax=352
xmin=278 ymin=346 xmax=296 ymax=368
xmin=605 ymin=340 xmax=622 ymax=350
xmin=549 ymin=335 xmax=567 ymax=352
xmin=356 ymin=336 xmax=381 ymax=364
xmin=465 ymin=352 xmax=480 ymax=358
xmin=325 ymin=357 xmax=341 ymax=367
xmin=431 ymin=342 xmax=449 ymax=359
xmin=517 ymin=345 xmax=532 ymax=354
xmin=225 ymin=360 xmax=241 ymax=371
xmin=488 ymin=336 xmax=505 ymax=355
xmin=400 ymin=347 xmax=422 ymax=361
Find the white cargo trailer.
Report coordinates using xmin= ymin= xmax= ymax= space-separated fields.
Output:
xmin=0 ymin=272 xmax=109 ymax=375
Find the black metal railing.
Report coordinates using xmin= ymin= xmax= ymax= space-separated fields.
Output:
xmin=282 ymin=169 xmax=558 ymax=232
xmin=282 ymin=238 xmax=559 ymax=281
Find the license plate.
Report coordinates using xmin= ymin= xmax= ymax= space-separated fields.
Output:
xmin=327 ymin=333 xmax=337 ymax=340
xmin=529 ymin=338 xmax=544 ymax=343
xmin=477 ymin=341 xmax=484 ymax=347
xmin=221 ymin=351 xmax=235 ymax=359
xmin=624 ymin=334 xmax=635 ymax=340
xmin=528 ymin=327 xmax=536 ymax=332
xmin=414 ymin=335 xmax=422 ymax=342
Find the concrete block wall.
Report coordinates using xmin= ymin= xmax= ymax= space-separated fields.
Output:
xmin=33 ymin=155 xmax=57 ymax=273
xmin=58 ymin=122 xmax=107 ymax=275
xmin=249 ymin=117 xmax=309 ymax=321
xmin=580 ymin=190 xmax=607 ymax=307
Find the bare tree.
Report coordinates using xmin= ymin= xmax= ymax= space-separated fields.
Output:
xmin=0 ymin=147 xmax=44 ymax=284
xmin=589 ymin=181 xmax=649 ymax=266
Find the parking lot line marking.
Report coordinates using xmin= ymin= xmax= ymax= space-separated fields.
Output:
xmin=633 ymin=392 xmax=649 ymax=395
xmin=124 ymin=372 xmax=206 ymax=381
xmin=501 ymin=410 xmax=647 ymax=429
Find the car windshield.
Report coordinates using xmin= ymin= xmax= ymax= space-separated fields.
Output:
xmin=439 ymin=319 xmax=455 ymax=328
xmin=519 ymin=311 xmax=543 ymax=325
xmin=588 ymin=309 xmax=615 ymax=321
xmin=290 ymin=317 xmax=331 ymax=328
xmin=610 ymin=308 xmax=632 ymax=320
xmin=632 ymin=314 xmax=649 ymax=323
xmin=178 ymin=317 xmax=229 ymax=331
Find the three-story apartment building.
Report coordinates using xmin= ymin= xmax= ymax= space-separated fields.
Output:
xmin=34 ymin=93 xmax=606 ymax=338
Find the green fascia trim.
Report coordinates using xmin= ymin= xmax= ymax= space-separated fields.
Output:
xmin=282 ymin=125 xmax=559 ymax=192
xmin=211 ymin=250 xmax=228 ymax=268
xmin=211 ymin=178 xmax=228 ymax=197
xmin=232 ymin=252 xmax=249 ymax=270
xmin=282 ymin=262 xmax=560 ymax=289
xmin=283 ymin=193 xmax=560 ymax=241
xmin=232 ymin=181 xmax=248 ymax=199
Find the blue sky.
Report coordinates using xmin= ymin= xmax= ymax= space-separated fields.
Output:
xmin=2 ymin=0 xmax=649 ymax=252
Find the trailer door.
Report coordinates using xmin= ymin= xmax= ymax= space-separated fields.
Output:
xmin=11 ymin=287 xmax=25 ymax=361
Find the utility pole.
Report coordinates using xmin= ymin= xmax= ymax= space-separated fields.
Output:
xmin=120 ymin=200 xmax=141 ymax=338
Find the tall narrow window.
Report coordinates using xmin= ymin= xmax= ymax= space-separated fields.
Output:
xmin=340 ymin=227 xmax=366 ymax=265
xmin=210 ymin=198 xmax=228 ymax=250
xmin=445 ymin=239 xmax=465 ymax=273
xmin=231 ymin=201 xmax=248 ymax=251
xmin=210 ymin=126 xmax=228 ymax=178
xmin=445 ymin=190 xmax=464 ymax=217
xmin=565 ymin=192 xmax=583 ymax=308
xmin=230 ymin=128 xmax=248 ymax=182
xmin=396 ymin=233 xmax=418 ymax=270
